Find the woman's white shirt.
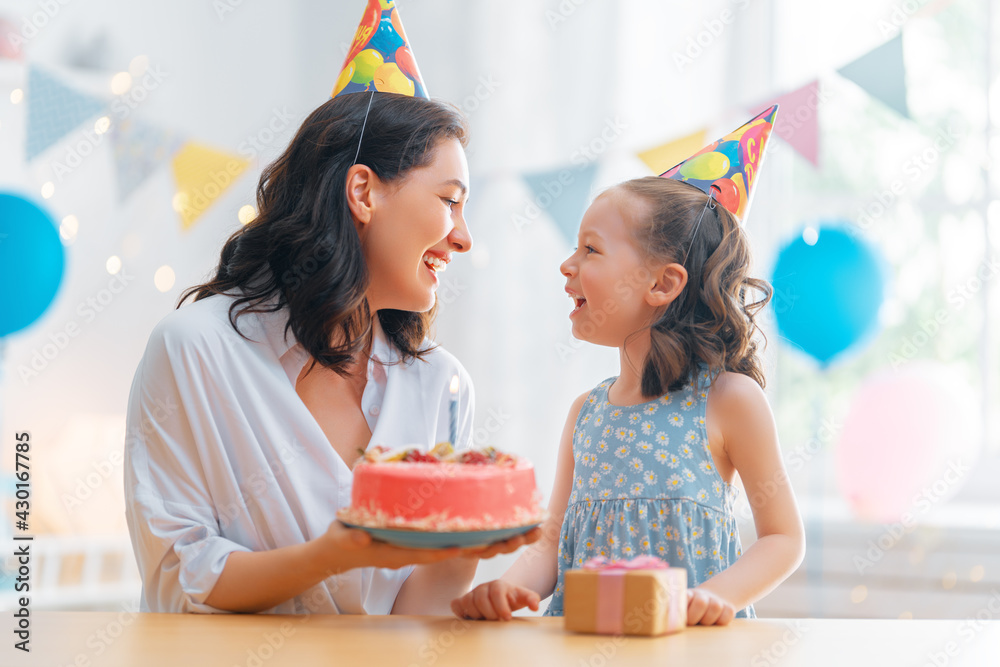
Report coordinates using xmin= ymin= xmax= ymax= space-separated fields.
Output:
xmin=123 ymin=293 xmax=474 ymax=613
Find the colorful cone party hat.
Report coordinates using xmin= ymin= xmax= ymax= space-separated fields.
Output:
xmin=332 ymin=0 xmax=428 ymax=99
xmin=659 ymin=105 xmax=778 ymax=222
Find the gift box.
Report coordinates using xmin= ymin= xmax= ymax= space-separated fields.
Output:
xmin=563 ymin=556 xmax=687 ymax=636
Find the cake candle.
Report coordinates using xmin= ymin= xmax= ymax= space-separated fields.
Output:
xmin=449 ymin=374 xmax=459 ymax=447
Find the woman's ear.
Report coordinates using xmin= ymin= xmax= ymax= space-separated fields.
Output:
xmin=345 ymin=164 xmax=378 ymax=227
xmin=646 ymin=263 xmax=688 ymax=308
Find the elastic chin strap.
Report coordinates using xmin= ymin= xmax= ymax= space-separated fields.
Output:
xmin=680 ymin=195 xmax=716 ymax=266
xmin=351 ymin=90 xmax=376 ymax=167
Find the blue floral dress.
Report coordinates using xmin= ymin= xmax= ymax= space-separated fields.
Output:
xmin=545 ymin=365 xmax=756 ymax=618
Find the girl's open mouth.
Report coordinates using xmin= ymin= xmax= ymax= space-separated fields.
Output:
xmin=570 ymin=296 xmax=587 ymax=316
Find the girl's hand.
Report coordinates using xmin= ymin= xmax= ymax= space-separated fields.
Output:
xmin=451 ymin=580 xmax=541 ymax=621
xmin=686 ymin=588 xmax=736 ymax=626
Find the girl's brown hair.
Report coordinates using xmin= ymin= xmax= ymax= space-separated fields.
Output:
xmin=179 ymin=92 xmax=469 ymax=376
xmin=618 ymin=177 xmax=772 ymax=396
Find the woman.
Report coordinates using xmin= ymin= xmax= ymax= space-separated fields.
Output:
xmin=124 ymin=91 xmax=538 ymax=614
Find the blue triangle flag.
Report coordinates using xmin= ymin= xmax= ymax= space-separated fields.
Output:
xmin=522 ymin=163 xmax=599 ymax=245
xmin=837 ymin=35 xmax=909 ymax=119
xmin=110 ymin=118 xmax=184 ymax=201
xmin=25 ymin=65 xmax=106 ymax=161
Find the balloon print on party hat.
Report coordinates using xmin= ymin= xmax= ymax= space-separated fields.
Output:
xmin=659 ymin=105 xmax=778 ymax=222
xmin=332 ymin=0 xmax=428 ymax=99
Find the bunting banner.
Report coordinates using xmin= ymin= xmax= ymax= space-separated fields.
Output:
xmin=171 ymin=143 xmax=250 ymax=230
xmin=837 ymin=34 xmax=909 ymax=119
xmin=755 ymin=80 xmax=821 ymax=166
xmin=522 ymin=162 xmax=599 ymax=246
xmin=110 ymin=117 xmax=184 ymax=202
xmin=25 ymin=65 xmax=105 ymax=161
xmin=637 ymin=129 xmax=707 ymax=175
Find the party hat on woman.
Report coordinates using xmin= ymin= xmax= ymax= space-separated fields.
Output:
xmin=659 ymin=105 xmax=778 ymax=222
xmin=332 ymin=0 xmax=428 ymax=99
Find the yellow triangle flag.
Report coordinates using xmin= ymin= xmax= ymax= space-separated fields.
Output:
xmin=171 ymin=143 xmax=251 ymax=230
xmin=637 ymin=129 xmax=707 ymax=174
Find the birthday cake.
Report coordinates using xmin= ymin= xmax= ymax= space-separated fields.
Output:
xmin=337 ymin=443 xmax=545 ymax=531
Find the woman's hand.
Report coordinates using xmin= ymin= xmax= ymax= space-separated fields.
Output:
xmin=686 ymin=588 xmax=736 ymax=626
xmin=321 ymin=522 xmax=543 ymax=574
xmin=451 ymin=580 xmax=541 ymax=621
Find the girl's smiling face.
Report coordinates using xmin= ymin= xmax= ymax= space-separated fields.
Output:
xmin=352 ymin=137 xmax=472 ymax=313
xmin=560 ymin=190 xmax=662 ymax=346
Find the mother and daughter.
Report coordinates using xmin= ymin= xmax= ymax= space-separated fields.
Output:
xmin=124 ymin=0 xmax=804 ymax=622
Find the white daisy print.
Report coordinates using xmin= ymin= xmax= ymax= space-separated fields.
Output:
xmin=681 ymin=394 xmax=696 ymax=410
xmin=668 ymin=413 xmax=684 ymax=427
xmin=668 ymin=454 xmax=680 ymax=468
xmin=588 ymin=394 xmax=597 ymax=404
xmin=583 ymin=436 xmax=593 ymax=450
xmin=644 ymin=403 xmax=658 ymax=415
xmin=680 ymin=444 xmax=694 ymax=459
xmin=655 ymin=449 xmax=670 ymax=464
xmin=659 ymin=394 xmax=673 ymax=406
xmin=637 ymin=441 xmax=653 ymax=453
xmin=683 ymin=468 xmax=696 ymax=482
xmin=691 ymin=527 xmax=702 ymax=539
xmin=696 ymin=489 xmax=709 ymax=502
xmin=623 ymin=545 xmax=634 ymax=557
xmin=600 ymin=489 xmax=612 ymax=499
xmin=610 ymin=408 xmax=623 ymax=419
xmin=595 ymin=415 xmax=603 ymax=427
xmin=713 ymin=481 xmax=723 ymax=496
xmin=615 ymin=427 xmax=629 ymax=441
xmin=631 ymin=482 xmax=645 ymax=495
xmin=696 ymin=415 xmax=706 ymax=427
xmin=628 ymin=413 xmax=642 ymax=424
xmin=614 ymin=474 xmax=627 ymax=487
xmin=641 ymin=421 xmax=654 ymax=435
xmin=623 ymin=429 xmax=637 ymax=443
xmin=581 ymin=414 xmax=591 ymax=425
xmin=600 ymin=462 xmax=612 ymax=473
xmin=589 ymin=473 xmax=601 ymax=487
xmin=667 ymin=474 xmax=682 ymax=488
xmin=700 ymin=461 xmax=714 ymax=474
xmin=655 ymin=432 xmax=670 ymax=445
xmin=694 ymin=546 xmax=707 ymax=559
xmin=615 ymin=444 xmax=629 ymax=459
xmin=630 ymin=457 xmax=644 ymax=473
xmin=603 ymin=425 xmax=613 ymax=438
xmin=645 ymin=470 xmax=656 ymax=484
xmin=597 ymin=439 xmax=608 ymax=453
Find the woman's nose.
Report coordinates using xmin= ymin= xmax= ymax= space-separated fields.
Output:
xmin=450 ymin=213 xmax=473 ymax=253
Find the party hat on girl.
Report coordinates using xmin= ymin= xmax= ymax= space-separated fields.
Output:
xmin=659 ymin=105 xmax=778 ymax=221
xmin=332 ymin=0 xmax=428 ymax=99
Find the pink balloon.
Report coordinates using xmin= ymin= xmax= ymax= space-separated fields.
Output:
xmin=835 ymin=363 xmax=979 ymax=523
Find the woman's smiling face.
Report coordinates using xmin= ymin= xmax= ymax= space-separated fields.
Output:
xmin=355 ymin=137 xmax=472 ymax=313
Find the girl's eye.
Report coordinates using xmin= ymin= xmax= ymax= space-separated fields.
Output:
xmin=585 ymin=245 xmax=597 ymax=254
xmin=444 ymin=198 xmax=459 ymax=209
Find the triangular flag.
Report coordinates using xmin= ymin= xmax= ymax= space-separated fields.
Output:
xmin=837 ymin=35 xmax=909 ymax=118
xmin=755 ymin=80 xmax=820 ymax=166
xmin=110 ymin=118 xmax=184 ymax=201
xmin=171 ymin=143 xmax=250 ymax=230
xmin=333 ymin=0 xmax=428 ymax=99
xmin=25 ymin=65 xmax=106 ymax=161
xmin=637 ymin=129 xmax=707 ymax=175
xmin=522 ymin=163 xmax=599 ymax=245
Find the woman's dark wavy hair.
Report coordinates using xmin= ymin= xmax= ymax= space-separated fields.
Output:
xmin=618 ymin=177 xmax=772 ymax=396
xmin=178 ymin=92 xmax=469 ymax=375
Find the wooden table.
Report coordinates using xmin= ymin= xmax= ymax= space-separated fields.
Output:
xmin=9 ymin=612 xmax=1000 ymax=666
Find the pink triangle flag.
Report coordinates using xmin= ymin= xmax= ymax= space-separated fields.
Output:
xmin=756 ymin=80 xmax=821 ymax=167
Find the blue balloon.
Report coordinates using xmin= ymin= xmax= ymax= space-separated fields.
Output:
xmin=0 ymin=193 xmax=66 ymax=337
xmin=770 ymin=224 xmax=885 ymax=366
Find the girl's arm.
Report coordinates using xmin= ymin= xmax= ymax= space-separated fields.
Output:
xmin=697 ymin=372 xmax=806 ymax=615
xmin=451 ymin=391 xmax=585 ymax=620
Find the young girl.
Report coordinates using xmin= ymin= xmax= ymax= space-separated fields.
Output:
xmin=451 ymin=176 xmax=805 ymax=625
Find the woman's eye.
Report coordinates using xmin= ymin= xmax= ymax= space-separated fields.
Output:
xmin=444 ymin=198 xmax=459 ymax=209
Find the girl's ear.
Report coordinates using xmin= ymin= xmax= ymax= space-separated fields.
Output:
xmin=646 ymin=263 xmax=688 ymax=307
xmin=345 ymin=164 xmax=379 ymax=228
